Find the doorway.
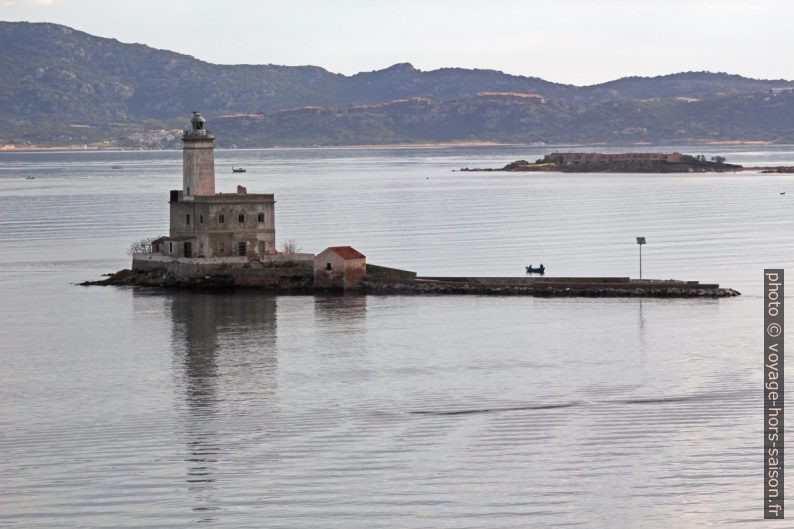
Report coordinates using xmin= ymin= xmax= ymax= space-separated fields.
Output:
xmin=183 ymin=242 xmax=192 ymax=258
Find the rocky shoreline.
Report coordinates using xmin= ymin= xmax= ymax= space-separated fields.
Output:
xmin=80 ymin=268 xmax=312 ymax=290
xmin=759 ymin=166 xmax=794 ymax=173
xmin=81 ymin=268 xmax=740 ymax=298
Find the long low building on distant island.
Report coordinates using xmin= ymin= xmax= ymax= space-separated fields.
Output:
xmin=544 ymin=152 xmax=684 ymax=165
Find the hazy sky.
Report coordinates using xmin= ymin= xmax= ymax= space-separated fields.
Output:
xmin=2 ymin=0 xmax=793 ymax=84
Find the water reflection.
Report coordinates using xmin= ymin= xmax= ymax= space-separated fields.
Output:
xmin=313 ymin=294 xmax=368 ymax=328
xmin=168 ymin=291 xmax=278 ymax=521
xmin=637 ymin=299 xmax=647 ymax=357
xmin=312 ymin=295 xmax=369 ymax=361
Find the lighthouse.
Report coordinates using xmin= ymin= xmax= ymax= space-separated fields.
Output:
xmin=155 ymin=113 xmax=277 ymax=259
xmin=182 ymin=111 xmax=215 ymax=196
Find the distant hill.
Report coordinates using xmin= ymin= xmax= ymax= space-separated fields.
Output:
xmin=1 ymin=21 xmax=794 ymax=147
xmin=580 ymin=71 xmax=794 ymax=100
xmin=209 ymin=91 xmax=794 ymax=147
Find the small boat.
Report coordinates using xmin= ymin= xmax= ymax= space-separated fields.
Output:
xmin=232 ymin=167 xmax=246 ymax=173
xmin=781 ymin=192 xmax=786 ymax=195
xmin=111 ymin=165 xmax=122 ymax=169
xmin=25 ymin=175 xmax=35 ymax=180
xmin=526 ymin=264 xmax=546 ymax=274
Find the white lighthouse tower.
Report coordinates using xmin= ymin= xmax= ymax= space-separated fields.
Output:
xmin=182 ymin=111 xmax=215 ymax=197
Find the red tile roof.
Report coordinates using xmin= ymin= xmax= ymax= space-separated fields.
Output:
xmin=328 ymin=246 xmax=365 ymax=260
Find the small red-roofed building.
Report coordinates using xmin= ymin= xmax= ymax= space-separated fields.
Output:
xmin=314 ymin=246 xmax=366 ymax=289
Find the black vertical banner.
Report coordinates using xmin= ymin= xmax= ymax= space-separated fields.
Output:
xmin=765 ymin=269 xmax=784 ymax=519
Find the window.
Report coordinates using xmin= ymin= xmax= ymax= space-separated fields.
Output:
xmin=325 ymin=262 xmax=332 ymax=271
xmin=169 ymin=243 xmax=173 ymax=253
xmin=219 ymin=241 xmax=225 ymax=255
xmin=257 ymin=213 xmax=265 ymax=223
xmin=199 ymin=215 xmax=204 ymax=224
xmin=186 ymin=214 xmax=190 ymax=225
xmin=237 ymin=241 xmax=246 ymax=256
xmin=219 ymin=214 xmax=224 ymax=224
xmin=238 ymin=214 xmax=245 ymax=223
xmin=187 ymin=186 xmax=190 ymax=195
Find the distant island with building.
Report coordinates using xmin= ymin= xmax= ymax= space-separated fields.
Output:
xmin=460 ymin=152 xmax=748 ymax=173
xmin=82 ymin=114 xmax=739 ymax=298
xmin=460 ymin=153 xmax=794 ymax=173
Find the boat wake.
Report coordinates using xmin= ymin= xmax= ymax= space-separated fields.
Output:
xmin=409 ymin=391 xmax=735 ymax=416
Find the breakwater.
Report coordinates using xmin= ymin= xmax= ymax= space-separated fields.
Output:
xmin=365 ymin=276 xmax=739 ymax=297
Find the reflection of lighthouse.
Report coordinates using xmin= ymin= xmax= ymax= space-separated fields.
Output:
xmin=168 ymin=291 xmax=278 ymax=521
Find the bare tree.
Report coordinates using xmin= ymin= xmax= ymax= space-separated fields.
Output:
xmin=281 ymin=239 xmax=300 ymax=255
xmin=128 ymin=237 xmax=156 ymax=255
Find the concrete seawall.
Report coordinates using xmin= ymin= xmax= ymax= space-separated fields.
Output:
xmin=124 ymin=254 xmax=312 ymax=288
xmin=132 ymin=254 xmax=247 ymax=276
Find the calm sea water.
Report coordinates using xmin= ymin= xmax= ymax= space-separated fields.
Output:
xmin=0 ymin=145 xmax=793 ymax=528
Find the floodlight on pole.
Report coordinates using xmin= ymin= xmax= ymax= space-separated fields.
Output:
xmin=636 ymin=237 xmax=646 ymax=279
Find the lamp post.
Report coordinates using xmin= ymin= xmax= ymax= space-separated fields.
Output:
xmin=636 ymin=237 xmax=646 ymax=279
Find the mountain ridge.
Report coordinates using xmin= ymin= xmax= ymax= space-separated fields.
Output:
xmin=1 ymin=21 xmax=793 ymax=147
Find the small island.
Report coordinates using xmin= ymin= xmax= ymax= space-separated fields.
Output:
xmin=461 ymin=152 xmax=746 ymax=173
xmin=82 ymin=115 xmax=740 ymax=298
